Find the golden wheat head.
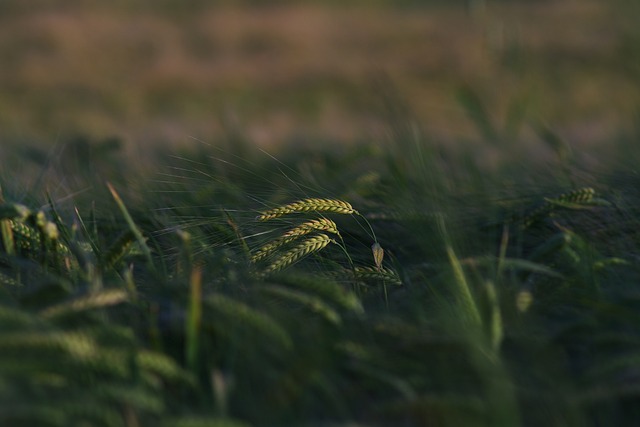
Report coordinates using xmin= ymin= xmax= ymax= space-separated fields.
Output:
xmin=257 ymin=198 xmax=357 ymax=221
xmin=262 ymin=233 xmax=333 ymax=275
xmin=251 ymin=218 xmax=339 ymax=263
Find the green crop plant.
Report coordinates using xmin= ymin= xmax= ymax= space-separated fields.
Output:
xmin=1 ymin=99 xmax=640 ymax=426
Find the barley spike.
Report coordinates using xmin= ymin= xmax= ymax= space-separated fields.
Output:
xmin=257 ymin=198 xmax=357 ymax=221
xmin=251 ymin=218 xmax=339 ymax=263
xmin=263 ymin=233 xmax=333 ymax=274
xmin=353 ymin=266 xmax=402 ymax=286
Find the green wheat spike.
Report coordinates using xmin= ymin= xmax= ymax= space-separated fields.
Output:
xmin=205 ymin=293 xmax=293 ymax=351
xmin=101 ymin=230 xmax=136 ymax=271
xmin=352 ymin=266 xmax=403 ymax=286
xmin=137 ymin=350 xmax=196 ymax=385
xmin=270 ymin=273 xmax=364 ymax=314
xmin=522 ymin=187 xmax=598 ymax=228
xmin=554 ymin=187 xmax=595 ymax=203
xmin=259 ymin=284 xmax=342 ymax=326
xmin=9 ymin=219 xmax=41 ymax=253
xmin=40 ymin=288 xmax=129 ymax=319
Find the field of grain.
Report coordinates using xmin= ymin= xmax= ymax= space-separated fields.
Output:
xmin=2 ymin=1 xmax=640 ymax=426
xmin=1 ymin=0 xmax=639 ymax=148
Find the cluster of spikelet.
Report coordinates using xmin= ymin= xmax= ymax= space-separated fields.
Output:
xmin=253 ymin=198 xmax=402 ymax=286
xmin=0 ymin=203 xmax=72 ymax=273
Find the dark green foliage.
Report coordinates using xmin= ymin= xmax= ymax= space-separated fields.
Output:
xmin=2 ymin=117 xmax=640 ymax=426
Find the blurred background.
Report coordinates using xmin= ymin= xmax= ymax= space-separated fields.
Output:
xmin=1 ymin=0 xmax=639 ymax=152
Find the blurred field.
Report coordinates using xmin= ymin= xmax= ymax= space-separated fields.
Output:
xmin=1 ymin=0 xmax=639 ymax=148
xmin=5 ymin=3 xmax=640 ymax=426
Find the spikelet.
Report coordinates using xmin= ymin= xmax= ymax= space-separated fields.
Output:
xmin=263 ymin=233 xmax=333 ymax=275
xmin=251 ymin=218 xmax=339 ymax=263
xmin=371 ymin=242 xmax=384 ymax=270
xmin=9 ymin=220 xmax=41 ymax=252
xmin=257 ymin=198 xmax=357 ymax=221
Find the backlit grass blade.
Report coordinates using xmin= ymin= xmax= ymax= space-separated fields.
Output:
xmin=106 ymin=182 xmax=153 ymax=268
xmin=185 ymin=266 xmax=202 ymax=374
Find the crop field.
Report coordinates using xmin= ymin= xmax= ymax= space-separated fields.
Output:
xmin=2 ymin=1 xmax=640 ymax=426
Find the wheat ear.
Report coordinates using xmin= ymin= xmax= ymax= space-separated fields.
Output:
xmin=251 ymin=218 xmax=339 ymax=263
xmin=353 ymin=266 xmax=402 ymax=286
xmin=553 ymin=187 xmax=595 ymax=203
xmin=6 ymin=216 xmax=69 ymax=255
xmin=41 ymin=289 xmax=129 ymax=319
xmin=257 ymin=198 xmax=357 ymax=221
xmin=523 ymin=187 xmax=597 ymax=228
xmin=263 ymin=233 xmax=333 ymax=275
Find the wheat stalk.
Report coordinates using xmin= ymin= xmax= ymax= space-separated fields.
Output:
xmin=251 ymin=218 xmax=339 ymax=263
xmin=263 ymin=233 xmax=333 ymax=275
xmin=257 ymin=198 xmax=357 ymax=221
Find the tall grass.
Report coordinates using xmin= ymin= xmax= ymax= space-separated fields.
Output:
xmin=1 ymin=107 xmax=640 ymax=426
